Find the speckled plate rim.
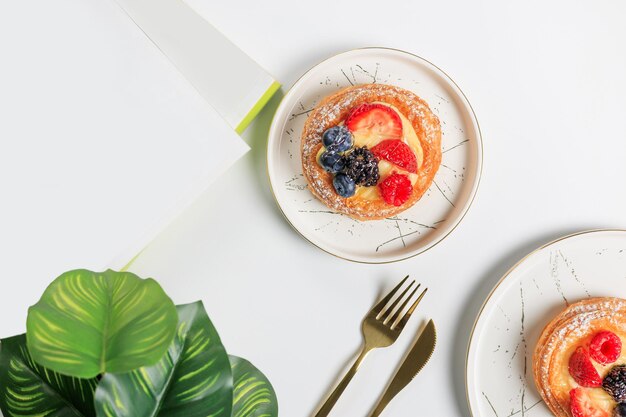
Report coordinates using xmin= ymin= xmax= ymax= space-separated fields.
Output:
xmin=465 ymin=228 xmax=626 ymax=416
xmin=266 ymin=46 xmax=484 ymax=264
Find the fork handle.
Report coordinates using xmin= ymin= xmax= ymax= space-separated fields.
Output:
xmin=315 ymin=347 xmax=371 ymax=417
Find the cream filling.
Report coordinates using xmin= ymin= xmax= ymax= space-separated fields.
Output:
xmin=317 ymin=102 xmax=423 ymax=201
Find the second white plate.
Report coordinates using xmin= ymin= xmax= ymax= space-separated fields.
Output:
xmin=467 ymin=229 xmax=626 ymax=416
xmin=267 ymin=47 xmax=482 ymax=263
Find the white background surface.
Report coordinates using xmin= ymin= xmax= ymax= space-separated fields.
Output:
xmin=0 ymin=0 xmax=248 ymax=324
xmin=3 ymin=1 xmax=626 ymax=417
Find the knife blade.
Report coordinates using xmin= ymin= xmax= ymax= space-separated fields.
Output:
xmin=369 ymin=319 xmax=437 ymax=417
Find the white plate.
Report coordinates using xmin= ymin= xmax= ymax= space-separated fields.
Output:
xmin=267 ymin=47 xmax=483 ymax=263
xmin=466 ymin=229 xmax=626 ymax=416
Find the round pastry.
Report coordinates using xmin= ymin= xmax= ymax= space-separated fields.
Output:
xmin=533 ymin=297 xmax=626 ymax=417
xmin=300 ymin=84 xmax=442 ymax=221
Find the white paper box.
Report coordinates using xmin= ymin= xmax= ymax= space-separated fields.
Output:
xmin=0 ymin=0 xmax=277 ymax=336
xmin=115 ymin=0 xmax=281 ymax=134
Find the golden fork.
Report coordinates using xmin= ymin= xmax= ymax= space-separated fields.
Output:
xmin=315 ymin=276 xmax=427 ymax=417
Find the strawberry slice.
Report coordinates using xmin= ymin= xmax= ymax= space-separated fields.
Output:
xmin=345 ymin=103 xmax=402 ymax=147
xmin=378 ymin=173 xmax=413 ymax=206
xmin=371 ymin=139 xmax=418 ymax=173
xmin=570 ymin=388 xmax=610 ymax=417
xmin=569 ymin=347 xmax=602 ymax=387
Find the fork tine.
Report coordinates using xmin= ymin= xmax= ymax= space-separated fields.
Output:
xmin=394 ymin=288 xmax=428 ymax=331
xmin=387 ymin=283 xmax=420 ymax=327
xmin=379 ymin=280 xmax=415 ymax=322
xmin=370 ymin=276 xmax=409 ymax=316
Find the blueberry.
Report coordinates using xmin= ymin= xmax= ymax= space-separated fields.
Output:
xmin=319 ymin=151 xmax=346 ymax=173
xmin=333 ymin=173 xmax=356 ymax=198
xmin=614 ymin=403 xmax=626 ymax=417
xmin=322 ymin=126 xmax=353 ymax=152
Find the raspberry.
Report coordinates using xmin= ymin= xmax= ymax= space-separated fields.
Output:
xmin=371 ymin=139 xmax=418 ymax=173
xmin=590 ymin=331 xmax=622 ymax=365
xmin=603 ymin=365 xmax=626 ymax=402
xmin=378 ymin=173 xmax=413 ymax=206
xmin=569 ymin=347 xmax=602 ymax=387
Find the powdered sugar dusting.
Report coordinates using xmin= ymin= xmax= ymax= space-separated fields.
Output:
xmin=301 ymin=84 xmax=442 ymax=219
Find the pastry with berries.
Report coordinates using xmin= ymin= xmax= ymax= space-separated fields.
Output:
xmin=533 ymin=298 xmax=626 ymax=417
xmin=300 ymin=83 xmax=442 ymax=220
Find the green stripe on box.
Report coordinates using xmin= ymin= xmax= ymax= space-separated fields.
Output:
xmin=120 ymin=250 xmax=144 ymax=272
xmin=235 ymin=81 xmax=281 ymax=134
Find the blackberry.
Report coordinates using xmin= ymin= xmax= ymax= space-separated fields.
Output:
xmin=342 ymin=147 xmax=379 ymax=186
xmin=603 ymin=365 xmax=626 ymax=402
xmin=614 ymin=403 xmax=626 ymax=417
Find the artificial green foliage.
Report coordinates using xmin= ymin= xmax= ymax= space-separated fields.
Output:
xmin=26 ymin=269 xmax=178 ymax=378
xmin=230 ymin=356 xmax=279 ymax=417
xmin=0 ymin=334 xmax=98 ymax=417
xmin=2 ymin=269 xmax=278 ymax=417
xmin=94 ymin=302 xmax=233 ymax=417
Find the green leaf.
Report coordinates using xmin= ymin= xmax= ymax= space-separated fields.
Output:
xmin=26 ymin=269 xmax=178 ymax=378
xmin=230 ymin=356 xmax=278 ymax=417
xmin=0 ymin=334 xmax=98 ymax=417
xmin=94 ymin=301 xmax=233 ymax=417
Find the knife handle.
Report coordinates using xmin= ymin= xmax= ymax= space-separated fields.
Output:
xmin=315 ymin=347 xmax=371 ymax=417
xmin=368 ymin=320 xmax=437 ymax=417
xmin=369 ymin=380 xmax=403 ymax=417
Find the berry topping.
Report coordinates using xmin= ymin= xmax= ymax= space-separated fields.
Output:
xmin=345 ymin=103 xmax=402 ymax=146
xmin=371 ymin=139 xmax=418 ymax=173
xmin=319 ymin=150 xmax=346 ymax=173
xmin=569 ymin=347 xmax=602 ymax=387
xmin=333 ymin=173 xmax=356 ymax=198
xmin=614 ymin=403 xmax=626 ymax=417
xmin=570 ymin=388 xmax=610 ymax=417
xmin=343 ymin=147 xmax=380 ymax=186
xmin=590 ymin=331 xmax=622 ymax=365
xmin=603 ymin=366 xmax=626 ymax=402
xmin=378 ymin=173 xmax=413 ymax=206
xmin=322 ymin=125 xmax=353 ymax=152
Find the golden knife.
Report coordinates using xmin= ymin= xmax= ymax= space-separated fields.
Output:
xmin=369 ymin=319 xmax=437 ymax=416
